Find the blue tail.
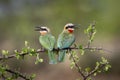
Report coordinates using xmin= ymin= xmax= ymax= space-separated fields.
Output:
xmin=48 ymin=51 xmax=57 ymax=64
xmin=58 ymin=50 xmax=66 ymax=62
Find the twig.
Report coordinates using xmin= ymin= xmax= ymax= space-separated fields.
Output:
xmin=1 ymin=74 xmax=6 ymax=80
xmin=85 ymin=64 xmax=106 ymax=78
xmin=71 ymin=53 xmax=85 ymax=78
xmin=5 ymin=68 xmax=30 ymax=80
xmin=0 ymin=47 xmax=110 ymax=61
xmin=70 ymin=51 xmax=107 ymax=80
xmin=0 ymin=50 xmax=44 ymax=61
xmin=87 ymin=21 xmax=96 ymax=48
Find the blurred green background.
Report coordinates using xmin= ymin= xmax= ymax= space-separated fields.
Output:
xmin=0 ymin=0 xmax=120 ymax=80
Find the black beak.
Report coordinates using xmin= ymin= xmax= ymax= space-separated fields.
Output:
xmin=35 ymin=26 xmax=41 ymax=31
xmin=74 ymin=24 xmax=81 ymax=28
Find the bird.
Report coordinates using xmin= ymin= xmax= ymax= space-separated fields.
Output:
xmin=35 ymin=26 xmax=57 ymax=64
xmin=57 ymin=23 xmax=76 ymax=62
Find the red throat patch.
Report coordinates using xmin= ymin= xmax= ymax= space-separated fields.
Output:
xmin=68 ymin=28 xmax=74 ymax=33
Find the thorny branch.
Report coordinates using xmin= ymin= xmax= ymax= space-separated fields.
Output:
xmin=0 ymin=46 xmax=108 ymax=80
xmin=0 ymin=46 xmax=110 ymax=79
xmin=85 ymin=64 xmax=106 ymax=78
xmin=0 ymin=65 xmax=31 ymax=80
xmin=0 ymin=50 xmax=44 ymax=61
xmin=70 ymin=52 xmax=107 ymax=80
xmin=87 ymin=21 xmax=96 ymax=48
xmin=70 ymin=53 xmax=85 ymax=78
xmin=5 ymin=68 xmax=30 ymax=80
xmin=0 ymin=47 xmax=108 ymax=61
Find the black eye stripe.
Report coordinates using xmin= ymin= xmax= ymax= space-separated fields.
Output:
xmin=41 ymin=28 xmax=47 ymax=31
xmin=66 ymin=26 xmax=74 ymax=29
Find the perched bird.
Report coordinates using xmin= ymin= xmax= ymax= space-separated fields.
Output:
xmin=35 ymin=26 xmax=57 ymax=64
xmin=57 ymin=23 xmax=76 ymax=62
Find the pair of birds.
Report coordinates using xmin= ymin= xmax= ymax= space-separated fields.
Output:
xmin=35 ymin=23 xmax=76 ymax=64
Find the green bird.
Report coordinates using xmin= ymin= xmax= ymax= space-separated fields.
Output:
xmin=57 ymin=23 xmax=76 ymax=62
xmin=35 ymin=26 xmax=57 ymax=64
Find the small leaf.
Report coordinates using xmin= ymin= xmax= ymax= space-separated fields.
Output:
xmin=16 ymin=55 xmax=20 ymax=59
xmin=104 ymin=64 xmax=111 ymax=71
xmin=25 ymin=41 xmax=28 ymax=47
xmin=87 ymin=77 xmax=92 ymax=80
xmin=79 ymin=45 xmax=83 ymax=49
xmin=93 ymin=72 xmax=97 ymax=76
xmin=98 ymin=70 xmax=101 ymax=73
xmin=101 ymin=57 xmax=108 ymax=64
xmin=70 ymin=62 xmax=75 ymax=69
xmin=96 ymin=62 xmax=100 ymax=67
xmin=35 ymin=54 xmax=43 ymax=64
xmin=30 ymin=74 xmax=36 ymax=79
xmin=2 ymin=50 xmax=9 ymax=56
xmin=0 ymin=65 xmax=6 ymax=74
xmin=85 ymin=67 xmax=91 ymax=72
xmin=80 ymin=49 xmax=84 ymax=55
xmin=38 ymin=58 xmax=43 ymax=63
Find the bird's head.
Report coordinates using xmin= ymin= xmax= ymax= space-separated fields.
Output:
xmin=64 ymin=23 xmax=75 ymax=33
xmin=35 ymin=26 xmax=50 ymax=35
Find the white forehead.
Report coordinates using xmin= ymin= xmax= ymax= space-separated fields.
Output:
xmin=65 ymin=23 xmax=74 ymax=27
xmin=41 ymin=26 xmax=48 ymax=29
xmin=41 ymin=26 xmax=50 ymax=32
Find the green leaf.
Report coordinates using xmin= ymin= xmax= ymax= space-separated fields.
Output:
xmin=80 ymin=49 xmax=84 ymax=55
xmin=93 ymin=72 xmax=97 ymax=76
xmin=2 ymin=50 xmax=9 ymax=56
xmin=79 ymin=45 xmax=84 ymax=55
xmin=70 ymin=61 xmax=75 ymax=69
xmin=101 ymin=57 xmax=108 ymax=64
xmin=96 ymin=62 xmax=100 ymax=67
xmin=79 ymin=45 xmax=83 ymax=49
xmin=29 ymin=48 xmax=36 ymax=56
xmin=87 ymin=77 xmax=92 ymax=80
xmin=25 ymin=41 xmax=29 ymax=47
xmin=39 ymin=58 xmax=43 ymax=62
xmin=0 ymin=65 xmax=6 ymax=74
xmin=35 ymin=54 xmax=43 ymax=64
xmin=85 ymin=67 xmax=91 ymax=72
xmin=104 ymin=64 xmax=111 ymax=71
xmin=30 ymin=74 xmax=36 ymax=79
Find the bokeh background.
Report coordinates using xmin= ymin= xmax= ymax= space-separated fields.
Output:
xmin=0 ymin=0 xmax=120 ymax=80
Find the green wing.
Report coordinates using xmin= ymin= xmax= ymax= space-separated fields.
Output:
xmin=39 ymin=34 xmax=55 ymax=51
xmin=57 ymin=33 xmax=75 ymax=49
xmin=39 ymin=34 xmax=57 ymax=64
xmin=57 ymin=33 xmax=75 ymax=62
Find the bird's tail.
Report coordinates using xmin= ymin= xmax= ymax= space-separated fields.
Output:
xmin=48 ymin=51 xmax=57 ymax=64
xmin=58 ymin=50 xmax=66 ymax=62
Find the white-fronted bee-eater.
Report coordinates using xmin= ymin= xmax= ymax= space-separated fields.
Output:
xmin=35 ymin=26 xmax=57 ymax=64
xmin=57 ymin=23 xmax=76 ymax=62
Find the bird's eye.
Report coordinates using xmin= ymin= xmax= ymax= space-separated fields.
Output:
xmin=65 ymin=26 xmax=69 ymax=29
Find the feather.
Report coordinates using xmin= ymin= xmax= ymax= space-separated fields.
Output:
xmin=39 ymin=34 xmax=57 ymax=64
xmin=57 ymin=32 xmax=75 ymax=62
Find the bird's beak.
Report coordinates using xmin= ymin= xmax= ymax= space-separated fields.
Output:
xmin=35 ymin=26 xmax=41 ymax=31
xmin=74 ymin=24 xmax=81 ymax=29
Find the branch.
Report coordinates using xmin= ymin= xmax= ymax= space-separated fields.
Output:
xmin=0 ymin=65 xmax=31 ymax=80
xmin=1 ymin=74 xmax=6 ymax=80
xmin=0 ymin=47 xmax=110 ymax=61
xmin=70 ymin=52 xmax=108 ymax=80
xmin=0 ymin=50 xmax=44 ymax=61
xmin=87 ymin=21 xmax=96 ymax=48
xmin=85 ymin=64 xmax=106 ymax=78
xmin=71 ymin=53 xmax=85 ymax=78
xmin=5 ymin=68 xmax=30 ymax=80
